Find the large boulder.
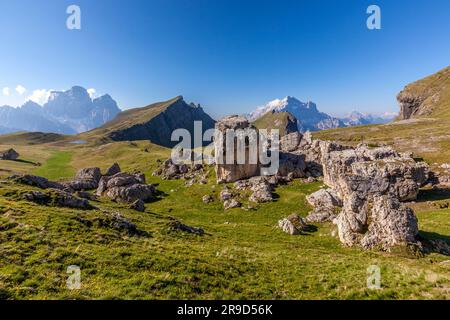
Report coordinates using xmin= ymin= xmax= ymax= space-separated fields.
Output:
xmin=214 ymin=115 xmax=260 ymax=183
xmin=0 ymin=148 xmax=19 ymax=160
xmin=335 ymin=194 xmax=419 ymax=250
xmin=64 ymin=167 xmax=102 ymax=191
xmin=321 ymin=144 xmax=428 ymax=201
xmin=96 ymin=172 xmax=156 ymax=203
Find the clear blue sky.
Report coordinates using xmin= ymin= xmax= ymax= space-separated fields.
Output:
xmin=1 ymin=0 xmax=449 ymax=118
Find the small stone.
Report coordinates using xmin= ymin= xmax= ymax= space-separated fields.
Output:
xmin=202 ymin=195 xmax=214 ymax=204
xmin=223 ymin=199 xmax=241 ymax=210
xmin=130 ymin=199 xmax=145 ymax=212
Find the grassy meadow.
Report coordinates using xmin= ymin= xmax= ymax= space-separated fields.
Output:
xmin=0 ymin=135 xmax=449 ymax=300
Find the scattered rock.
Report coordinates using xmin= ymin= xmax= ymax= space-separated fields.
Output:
xmin=167 ymin=216 xmax=204 ymax=235
xmin=219 ymin=187 xmax=233 ymax=201
xmin=202 ymin=195 xmax=214 ymax=204
xmin=223 ymin=199 xmax=241 ymax=210
xmin=95 ymin=212 xmax=148 ymax=236
xmin=278 ymin=214 xmax=308 ymax=235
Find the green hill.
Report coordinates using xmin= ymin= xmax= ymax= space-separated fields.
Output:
xmin=252 ymin=111 xmax=298 ymax=136
xmin=397 ymin=66 xmax=450 ymax=119
xmin=81 ymin=96 xmax=215 ymax=147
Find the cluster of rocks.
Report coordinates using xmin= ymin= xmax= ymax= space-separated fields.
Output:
xmin=304 ymin=142 xmax=430 ymax=250
xmin=0 ymin=148 xmax=19 ymax=160
xmin=11 ymin=162 xmax=157 ymax=212
xmin=153 ymin=158 xmax=208 ymax=186
xmin=219 ymin=186 xmax=242 ymax=210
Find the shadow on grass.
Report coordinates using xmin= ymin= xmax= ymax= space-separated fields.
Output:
xmin=13 ymin=159 xmax=41 ymax=166
xmin=418 ymin=231 xmax=450 ymax=256
xmin=417 ymin=187 xmax=450 ymax=202
xmin=419 ymin=230 xmax=450 ymax=244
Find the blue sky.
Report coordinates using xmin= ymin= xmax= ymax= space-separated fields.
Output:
xmin=0 ymin=0 xmax=449 ymax=118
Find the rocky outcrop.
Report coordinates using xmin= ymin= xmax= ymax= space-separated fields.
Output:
xmin=396 ymin=66 xmax=450 ymax=120
xmin=64 ymin=167 xmax=102 ymax=191
xmin=10 ymin=174 xmax=64 ymax=190
xmin=92 ymin=212 xmax=148 ymax=237
xmin=23 ymin=189 xmax=95 ymax=210
xmin=96 ymin=172 xmax=156 ymax=203
xmin=304 ymin=141 xmax=429 ymax=250
xmin=0 ymin=148 xmax=19 ymax=160
xmin=153 ymin=158 xmax=205 ymax=181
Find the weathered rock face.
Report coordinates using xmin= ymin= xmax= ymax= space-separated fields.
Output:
xmin=321 ymin=145 xmax=428 ymax=202
xmin=300 ymin=139 xmax=429 ymax=250
xmin=0 ymin=148 xmax=19 ymax=160
xmin=336 ymin=195 xmax=418 ymax=250
xmin=214 ymin=115 xmax=260 ymax=183
xmin=96 ymin=172 xmax=156 ymax=203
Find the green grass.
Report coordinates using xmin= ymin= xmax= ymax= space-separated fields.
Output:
xmin=32 ymin=151 xmax=75 ymax=180
xmin=0 ymin=140 xmax=449 ymax=300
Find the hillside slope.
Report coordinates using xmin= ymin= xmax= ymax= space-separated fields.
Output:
xmin=397 ymin=66 xmax=450 ymax=119
xmin=81 ymin=96 xmax=215 ymax=147
xmin=252 ymin=111 xmax=299 ymax=136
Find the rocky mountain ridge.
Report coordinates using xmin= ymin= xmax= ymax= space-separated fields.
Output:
xmin=0 ymin=86 xmax=121 ymax=134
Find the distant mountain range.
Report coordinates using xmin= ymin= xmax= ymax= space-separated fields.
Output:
xmin=247 ymin=96 xmax=396 ymax=132
xmin=0 ymin=86 xmax=121 ymax=134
